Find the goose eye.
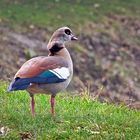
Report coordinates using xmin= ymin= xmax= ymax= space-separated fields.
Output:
xmin=65 ymin=29 xmax=71 ymax=35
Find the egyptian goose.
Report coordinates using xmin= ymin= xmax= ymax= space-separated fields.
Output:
xmin=7 ymin=27 xmax=78 ymax=117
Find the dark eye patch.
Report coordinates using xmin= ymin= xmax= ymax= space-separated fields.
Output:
xmin=65 ymin=29 xmax=71 ymax=35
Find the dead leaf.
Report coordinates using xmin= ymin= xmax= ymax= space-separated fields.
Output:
xmin=19 ymin=132 xmax=33 ymax=140
xmin=0 ymin=126 xmax=10 ymax=136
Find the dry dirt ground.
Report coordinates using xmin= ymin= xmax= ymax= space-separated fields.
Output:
xmin=0 ymin=15 xmax=140 ymax=108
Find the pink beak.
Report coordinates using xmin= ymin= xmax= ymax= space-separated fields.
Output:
xmin=71 ymin=35 xmax=78 ymax=41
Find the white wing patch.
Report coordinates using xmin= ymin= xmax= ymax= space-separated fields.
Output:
xmin=49 ymin=67 xmax=70 ymax=79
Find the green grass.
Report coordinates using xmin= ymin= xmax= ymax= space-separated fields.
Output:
xmin=0 ymin=0 xmax=140 ymax=29
xmin=0 ymin=2 xmax=140 ymax=139
xmin=0 ymin=83 xmax=140 ymax=139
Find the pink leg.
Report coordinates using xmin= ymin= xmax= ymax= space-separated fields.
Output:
xmin=31 ymin=96 xmax=35 ymax=118
xmin=50 ymin=95 xmax=55 ymax=115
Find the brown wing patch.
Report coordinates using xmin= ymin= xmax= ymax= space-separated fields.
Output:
xmin=15 ymin=56 xmax=68 ymax=78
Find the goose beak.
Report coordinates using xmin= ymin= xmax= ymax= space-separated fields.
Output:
xmin=71 ymin=35 xmax=78 ymax=41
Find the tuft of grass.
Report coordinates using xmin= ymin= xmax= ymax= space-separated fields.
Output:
xmin=0 ymin=83 xmax=140 ymax=139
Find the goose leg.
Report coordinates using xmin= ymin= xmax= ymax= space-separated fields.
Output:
xmin=50 ymin=95 xmax=55 ymax=115
xmin=30 ymin=93 xmax=35 ymax=118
